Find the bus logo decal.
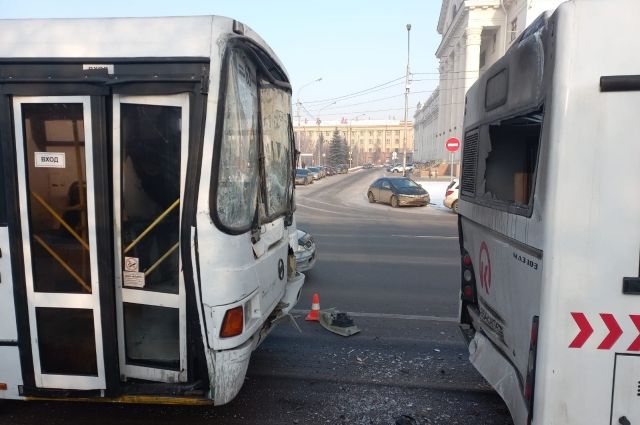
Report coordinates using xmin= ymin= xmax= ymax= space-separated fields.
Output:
xmin=479 ymin=241 xmax=491 ymax=294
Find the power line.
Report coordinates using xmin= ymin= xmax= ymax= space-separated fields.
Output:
xmin=296 ymin=102 xmax=466 ymax=120
xmin=303 ymin=75 xmax=405 ymax=105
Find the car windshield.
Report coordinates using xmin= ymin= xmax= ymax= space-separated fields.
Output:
xmin=391 ymin=178 xmax=420 ymax=189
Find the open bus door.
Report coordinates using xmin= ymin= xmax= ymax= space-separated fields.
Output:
xmin=11 ymin=91 xmax=192 ymax=391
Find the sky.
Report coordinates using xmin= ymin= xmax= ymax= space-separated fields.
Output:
xmin=0 ymin=0 xmax=443 ymax=122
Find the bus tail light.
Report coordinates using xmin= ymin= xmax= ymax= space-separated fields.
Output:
xmin=220 ymin=306 xmax=244 ymax=338
xmin=525 ymin=316 xmax=539 ymax=425
xmin=460 ymin=251 xmax=477 ymax=303
xmin=0 ymin=383 xmax=6 ymax=390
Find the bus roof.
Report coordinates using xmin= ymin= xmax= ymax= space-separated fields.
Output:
xmin=0 ymin=16 xmax=286 ymax=74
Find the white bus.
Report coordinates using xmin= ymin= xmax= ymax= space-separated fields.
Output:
xmin=0 ymin=16 xmax=304 ymax=405
xmin=457 ymin=1 xmax=640 ymax=424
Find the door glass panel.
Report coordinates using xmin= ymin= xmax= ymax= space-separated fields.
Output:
xmin=36 ymin=307 xmax=97 ymax=375
xmin=123 ymin=303 xmax=179 ymax=370
xmin=120 ymin=103 xmax=181 ymax=294
xmin=22 ymin=103 xmax=91 ymax=294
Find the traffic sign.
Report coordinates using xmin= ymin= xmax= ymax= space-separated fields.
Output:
xmin=445 ymin=137 xmax=460 ymax=152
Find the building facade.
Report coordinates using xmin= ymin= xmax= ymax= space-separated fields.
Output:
xmin=293 ymin=119 xmax=413 ymax=167
xmin=413 ymin=0 xmax=564 ymax=168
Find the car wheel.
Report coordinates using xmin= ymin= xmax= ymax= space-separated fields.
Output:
xmin=452 ymin=200 xmax=459 ymax=214
xmin=390 ymin=196 xmax=399 ymax=208
xmin=367 ymin=192 xmax=375 ymax=203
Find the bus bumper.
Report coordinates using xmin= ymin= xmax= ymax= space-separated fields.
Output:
xmin=211 ymin=272 xmax=305 ymax=405
xmin=468 ymin=331 xmax=528 ymax=425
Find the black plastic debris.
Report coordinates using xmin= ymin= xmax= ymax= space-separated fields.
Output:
xmin=319 ymin=308 xmax=360 ymax=337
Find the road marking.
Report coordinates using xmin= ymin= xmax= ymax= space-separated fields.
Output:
xmin=291 ymin=309 xmax=458 ymax=322
xmin=300 ymin=232 xmax=457 ymax=239
xmin=391 ymin=235 xmax=458 ymax=240
xmin=318 ymin=252 xmax=458 ymax=266
xmin=296 ymin=203 xmax=384 ymax=221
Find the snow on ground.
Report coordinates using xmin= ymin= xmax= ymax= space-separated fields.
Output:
xmin=413 ymin=179 xmax=454 ymax=211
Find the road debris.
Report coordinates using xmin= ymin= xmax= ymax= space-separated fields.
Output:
xmin=319 ymin=309 xmax=360 ymax=337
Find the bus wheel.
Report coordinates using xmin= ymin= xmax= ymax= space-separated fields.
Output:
xmin=390 ymin=196 xmax=399 ymax=208
xmin=368 ymin=192 xmax=375 ymax=203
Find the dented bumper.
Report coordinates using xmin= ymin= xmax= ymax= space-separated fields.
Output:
xmin=210 ymin=272 xmax=305 ymax=405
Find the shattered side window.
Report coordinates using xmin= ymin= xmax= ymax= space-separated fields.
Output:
xmin=260 ymin=82 xmax=292 ymax=219
xmin=481 ymin=109 xmax=542 ymax=208
xmin=216 ymin=51 xmax=260 ymax=232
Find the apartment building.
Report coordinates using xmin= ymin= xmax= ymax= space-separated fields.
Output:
xmin=294 ymin=119 xmax=413 ymax=167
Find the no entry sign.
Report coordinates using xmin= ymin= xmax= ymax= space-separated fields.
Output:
xmin=445 ymin=137 xmax=460 ymax=152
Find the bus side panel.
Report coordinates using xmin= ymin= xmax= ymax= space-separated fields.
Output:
xmin=0 ymin=228 xmax=18 ymax=341
xmin=534 ymin=2 xmax=640 ymax=424
xmin=0 ymin=227 xmax=23 ymax=399
xmin=0 ymin=347 xmax=23 ymax=399
xmin=462 ymin=218 xmax=542 ymax=412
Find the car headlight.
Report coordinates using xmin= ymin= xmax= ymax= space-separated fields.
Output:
xmin=298 ymin=234 xmax=314 ymax=250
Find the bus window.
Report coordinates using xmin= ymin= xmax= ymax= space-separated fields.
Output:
xmin=215 ymin=50 xmax=260 ymax=233
xmin=260 ymin=81 xmax=292 ymax=220
xmin=475 ymin=109 xmax=542 ymax=210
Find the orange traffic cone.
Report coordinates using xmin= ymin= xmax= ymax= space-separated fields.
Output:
xmin=305 ymin=293 xmax=321 ymax=321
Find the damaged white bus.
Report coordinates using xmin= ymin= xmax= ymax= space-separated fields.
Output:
xmin=458 ymin=1 xmax=640 ymax=424
xmin=0 ymin=16 xmax=304 ymax=405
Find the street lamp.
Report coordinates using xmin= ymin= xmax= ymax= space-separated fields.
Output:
xmin=348 ymin=114 xmax=366 ymax=167
xmin=403 ymin=23 xmax=411 ymax=177
xmin=295 ymin=77 xmax=322 ymax=167
xmin=296 ymin=77 xmax=322 ymax=127
xmin=313 ymin=101 xmax=336 ymax=166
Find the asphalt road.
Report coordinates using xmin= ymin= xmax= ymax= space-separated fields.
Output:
xmin=0 ymin=168 xmax=513 ymax=425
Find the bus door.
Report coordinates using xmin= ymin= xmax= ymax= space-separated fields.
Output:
xmin=112 ymin=94 xmax=189 ymax=383
xmin=13 ymin=96 xmax=106 ymax=390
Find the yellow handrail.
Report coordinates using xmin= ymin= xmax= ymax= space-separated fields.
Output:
xmin=144 ymin=242 xmax=179 ymax=277
xmin=30 ymin=191 xmax=89 ymax=251
xmin=33 ymin=234 xmax=91 ymax=293
xmin=124 ymin=199 xmax=180 ymax=255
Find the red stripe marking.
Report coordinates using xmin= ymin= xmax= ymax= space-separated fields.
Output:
xmin=597 ymin=313 xmax=623 ymax=350
xmin=569 ymin=312 xmax=593 ymax=348
xmin=627 ymin=315 xmax=640 ymax=351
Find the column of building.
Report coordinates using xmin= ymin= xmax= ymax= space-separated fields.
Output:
xmin=464 ymin=27 xmax=483 ymax=96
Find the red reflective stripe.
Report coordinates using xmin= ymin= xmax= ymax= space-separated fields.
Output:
xmin=569 ymin=312 xmax=593 ymax=348
xmin=627 ymin=315 xmax=640 ymax=351
xmin=597 ymin=313 xmax=623 ymax=350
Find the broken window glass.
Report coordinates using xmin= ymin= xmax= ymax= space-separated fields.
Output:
xmin=216 ymin=50 xmax=259 ymax=231
xmin=482 ymin=109 xmax=542 ymax=207
xmin=260 ymin=82 xmax=292 ymax=219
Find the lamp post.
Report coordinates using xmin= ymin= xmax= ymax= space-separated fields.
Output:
xmin=296 ymin=77 xmax=322 ymax=167
xmin=348 ymin=114 xmax=366 ymax=167
xmin=403 ymin=24 xmax=411 ymax=177
xmin=314 ymin=101 xmax=336 ymax=166
xmin=296 ymin=77 xmax=322 ymax=127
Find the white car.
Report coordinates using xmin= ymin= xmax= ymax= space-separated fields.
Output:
xmin=443 ymin=179 xmax=460 ymax=213
xmin=390 ymin=163 xmax=414 ymax=173
xmin=294 ymin=229 xmax=316 ymax=272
